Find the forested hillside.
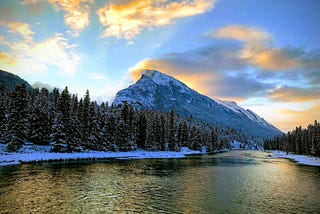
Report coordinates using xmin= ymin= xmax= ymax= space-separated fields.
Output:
xmin=0 ymin=70 xmax=32 ymax=92
xmin=264 ymin=121 xmax=320 ymax=157
xmin=0 ymin=84 xmax=254 ymax=153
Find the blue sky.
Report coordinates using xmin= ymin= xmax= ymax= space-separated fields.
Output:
xmin=0 ymin=0 xmax=319 ymax=131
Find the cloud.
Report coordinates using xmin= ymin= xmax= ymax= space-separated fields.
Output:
xmin=129 ymin=44 xmax=272 ymax=101
xmin=0 ymin=22 xmax=34 ymax=41
xmin=209 ymin=25 xmax=302 ymax=71
xmin=90 ymin=72 xmax=108 ymax=80
xmin=268 ymin=86 xmax=320 ymax=103
xmin=23 ymin=0 xmax=94 ymax=36
xmin=274 ymin=104 xmax=320 ymax=132
xmin=210 ymin=25 xmax=271 ymax=45
xmin=0 ymin=52 xmax=15 ymax=65
xmin=0 ymin=21 xmax=80 ymax=76
xmin=130 ymin=25 xmax=320 ymax=104
xmin=97 ymin=0 xmax=215 ymax=39
xmin=32 ymin=81 xmax=57 ymax=91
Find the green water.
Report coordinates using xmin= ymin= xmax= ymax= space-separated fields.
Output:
xmin=0 ymin=151 xmax=319 ymax=213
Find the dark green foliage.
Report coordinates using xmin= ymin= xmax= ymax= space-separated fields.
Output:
xmin=264 ymin=120 xmax=320 ymax=157
xmin=7 ymin=84 xmax=30 ymax=151
xmin=137 ymin=113 xmax=147 ymax=149
xmin=1 ymin=83 xmax=253 ymax=153
xmin=168 ymin=110 xmax=177 ymax=151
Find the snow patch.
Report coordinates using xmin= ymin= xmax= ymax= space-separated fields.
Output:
xmin=269 ymin=150 xmax=320 ymax=166
xmin=0 ymin=144 xmax=201 ymax=166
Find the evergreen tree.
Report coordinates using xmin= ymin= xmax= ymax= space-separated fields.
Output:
xmin=29 ymin=93 xmax=50 ymax=145
xmin=50 ymin=113 xmax=68 ymax=152
xmin=137 ymin=112 xmax=147 ymax=149
xmin=0 ymin=85 xmax=8 ymax=143
xmin=7 ymin=84 xmax=30 ymax=151
xmin=168 ymin=110 xmax=176 ymax=151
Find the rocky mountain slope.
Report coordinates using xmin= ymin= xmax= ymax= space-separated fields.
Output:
xmin=113 ymin=70 xmax=282 ymax=140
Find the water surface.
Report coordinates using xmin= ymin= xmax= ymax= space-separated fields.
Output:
xmin=0 ymin=151 xmax=319 ymax=213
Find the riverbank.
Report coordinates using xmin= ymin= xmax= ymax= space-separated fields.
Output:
xmin=0 ymin=144 xmax=203 ymax=166
xmin=269 ymin=150 xmax=320 ymax=166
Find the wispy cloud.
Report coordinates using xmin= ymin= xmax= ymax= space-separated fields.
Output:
xmin=0 ymin=21 xmax=79 ymax=76
xmin=129 ymin=44 xmax=272 ymax=101
xmin=90 ymin=72 xmax=108 ymax=80
xmin=268 ymin=86 xmax=320 ymax=103
xmin=23 ymin=0 xmax=94 ymax=36
xmin=130 ymin=25 xmax=320 ymax=104
xmin=97 ymin=0 xmax=215 ymax=40
xmin=209 ymin=25 xmax=302 ymax=71
xmin=3 ymin=22 xmax=34 ymax=41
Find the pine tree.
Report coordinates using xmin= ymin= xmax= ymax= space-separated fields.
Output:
xmin=159 ymin=114 xmax=167 ymax=151
xmin=168 ymin=110 xmax=176 ymax=151
xmin=29 ymin=93 xmax=50 ymax=145
xmin=190 ymin=126 xmax=202 ymax=151
xmin=7 ymin=84 xmax=30 ymax=151
xmin=0 ymin=85 xmax=8 ymax=143
xmin=81 ymin=90 xmax=90 ymax=144
xmin=116 ymin=119 xmax=131 ymax=151
xmin=137 ymin=112 xmax=147 ymax=149
xmin=50 ymin=113 xmax=68 ymax=152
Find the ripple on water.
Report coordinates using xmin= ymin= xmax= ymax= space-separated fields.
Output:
xmin=0 ymin=151 xmax=319 ymax=213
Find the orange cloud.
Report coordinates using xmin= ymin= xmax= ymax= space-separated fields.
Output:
xmin=269 ymin=86 xmax=320 ymax=103
xmin=23 ymin=0 xmax=93 ymax=36
xmin=0 ymin=22 xmax=34 ymax=42
xmin=212 ymin=25 xmax=271 ymax=45
xmin=98 ymin=0 xmax=215 ymax=39
xmin=0 ymin=52 xmax=15 ymax=65
xmin=210 ymin=25 xmax=301 ymax=71
xmin=129 ymin=58 xmax=215 ymax=96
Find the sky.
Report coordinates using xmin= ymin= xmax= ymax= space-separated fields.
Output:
xmin=0 ymin=0 xmax=319 ymax=132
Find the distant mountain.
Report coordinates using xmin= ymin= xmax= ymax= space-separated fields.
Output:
xmin=0 ymin=70 xmax=32 ymax=91
xmin=113 ymin=70 xmax=282 ymax=140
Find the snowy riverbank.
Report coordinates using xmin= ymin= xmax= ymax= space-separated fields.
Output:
xmin=269 ymin=150 xmax=320 ymax=166
xmin=0 ymin=144 xmax=202 ymax=166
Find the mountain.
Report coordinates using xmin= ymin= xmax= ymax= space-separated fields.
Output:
xmin=0 ymin=70 xmax=32 ymax=91
xmin=113 ymin=70 xmax=282 ymax=140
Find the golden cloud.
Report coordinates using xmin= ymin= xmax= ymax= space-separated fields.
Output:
xmin=212 ymin=25 xmax=271 ymax=45
xmin=98 ymin=0 xmax=215 ymax=39
xmin=0 ymin=22 xmax=34 ymax=42
xmin=129 ymin=58 xmax=214 ymax=95
xmin=23 ymin=0 xmax=93 ymax=36
xmin=0 ymin=21 xmax=79 ymax=76
xmin=268 ymin=86 xmax=320 ymax=103
xmin=0 ymin=52 xmax=15 ymax=65
xmin=210 ymin=25 xmax=301 ymax=71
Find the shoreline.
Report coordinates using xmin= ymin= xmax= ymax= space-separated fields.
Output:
xmin=2 ymin=145 xmax=320 ymax=167
xmin=268 ymin=150 xmax=320 ymax=166
xmin=0 ymin=144 xmax=204 ymax=166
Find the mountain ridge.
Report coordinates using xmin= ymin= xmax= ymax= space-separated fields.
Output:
xmin=113 ymin=70 xmax=282 ymax=140
xmin=0 ymin=70 xmax=32 ymax=91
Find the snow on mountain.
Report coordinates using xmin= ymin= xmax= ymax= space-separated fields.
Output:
xmin=113 ymin=70 xmax=282 ymax=140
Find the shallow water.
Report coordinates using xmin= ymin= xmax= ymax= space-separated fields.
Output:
xmin=0 ymin=151 xmax=319 ymax=213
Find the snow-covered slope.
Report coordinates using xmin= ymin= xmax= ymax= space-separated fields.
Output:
xmin=113 ymin=70 xmax=282 ymax=140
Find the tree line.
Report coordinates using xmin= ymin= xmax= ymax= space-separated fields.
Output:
xmin=264 ymin=121 xmax=320 ymax=157
xmin=0 ymin=84 xmax=252 ymax=153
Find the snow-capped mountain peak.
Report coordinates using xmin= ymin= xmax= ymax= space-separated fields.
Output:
xmin=114 ymin=70 xmax=282 ymax=139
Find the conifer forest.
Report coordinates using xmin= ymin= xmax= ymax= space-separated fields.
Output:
xmin=0 ymin=84 xmax=251 ymax=153
xmin=264 ymin=121 xmax=320 ymax=157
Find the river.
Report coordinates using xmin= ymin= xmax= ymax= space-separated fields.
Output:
xmin=0 ymin=150 xmax=319 ymax=213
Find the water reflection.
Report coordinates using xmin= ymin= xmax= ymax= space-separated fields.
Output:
xmin=0 ymin=151 xmax=319 ymax=213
